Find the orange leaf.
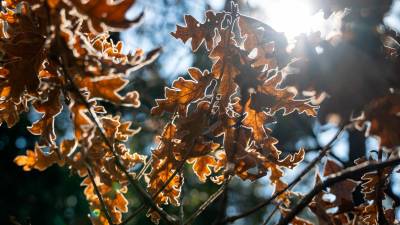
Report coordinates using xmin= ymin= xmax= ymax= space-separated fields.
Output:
xmin=70 ymin=0 xmax=143 ymax=33
xmin=152 ymin=68 xmax=213 ymax=116
xmin=171 ymin=11 xmax=226 ymax=51
xmin=189 ymin=155 xmax=218 ymax=183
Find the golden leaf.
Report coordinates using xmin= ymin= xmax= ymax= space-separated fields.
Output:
xmin=152 ymin=68 xmax=213 ymax=116
xmin=171 ymin=11 xmax=226 ymax=51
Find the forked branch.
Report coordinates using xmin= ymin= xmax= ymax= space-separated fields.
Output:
xmin=277 ymin=157 xmax=400 ymax=225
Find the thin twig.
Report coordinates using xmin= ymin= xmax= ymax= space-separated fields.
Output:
xmin=211 ymin=184 xmax=229 ymax=225
xmin=376 ymin=149 xmax=389 ymax=225
xmin=277 ymin=157 xmax=400 ymax=225
xmin=57 ymin=43 xmax=177 ymax=224
xmin=86 ymin=165 xmax=115 ymax=225
xmin=298 ymin=118 xmax=346 ymax=165
xmin=184 ymin=178 xmax=231 ymax=225
xmin=153 ymin=152 xmax=190 ymax=198
xmin=136 ymin=157 xmax=153 ymax=180
xmin=120 ymin=205 xmax=146 ymax=225
xmin=179 ymin=174 xmax=185 ymax=225
xmin=222 ymin=126 xmax=346 ymax=223
xmin=328 ymin=152 xmax=346 ymax=165
xmin=122 ymin=8 xmax=238 ymax=225
xmin=262 ymin=204 xmax=280 ymax=225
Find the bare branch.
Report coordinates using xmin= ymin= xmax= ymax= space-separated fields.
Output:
xmin=222 ymin=126 xmax=346 ymax=223
xmin=136 ymin=157 xmax=153 ymax=180
xmin=184 ymin=178 xmax=231 ymax=225
xmin=262 ymin=204 xmax=280 ymax=225
xmin=120 ymin=205 xmax=146 ymax=225
xmin=86 ymin=165 xmax=115 ymax=225
xmin=277 ymin=157 xmax=400 ymax=225
xmin=179 ymin=175 xmax=185 ymax=225
xmin=376 ymin=149 xmax=389 ymax=225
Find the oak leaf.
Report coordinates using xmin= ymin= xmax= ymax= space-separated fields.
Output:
xmin=171 ymin=11 xmax=226 ymax=51
xmin=323 ymin=159 xmax=358 ymax=212
xmin=152 ymin=68 xmax=213 ymax=116
xmin=14 ymin=145 xmax=59 ymax=171
xmin=28 ymin=89 xmax=63 ymax=146
xmin=70 ymin=0 xmax=143 ymax=33
xmin=75 ymin=75 xmax=140 ymax=107
xmin=358 ymin=94 xmax=400 ymax=149
xmin=188 ymin=155 xmax=218 ymax=183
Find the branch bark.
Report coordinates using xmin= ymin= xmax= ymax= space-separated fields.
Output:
xmin=277 ymin=157 xmax=400 ymax=225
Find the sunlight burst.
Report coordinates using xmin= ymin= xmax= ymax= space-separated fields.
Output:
xmin=253 ymin=0 xmax=326 ymax=39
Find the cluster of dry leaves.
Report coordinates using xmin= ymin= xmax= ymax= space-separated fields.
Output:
xmin=148 ymin=3 xmax=318 ymax=223
xmin=1 ymin=0 xmax=158 ymax=224
xmin=1 ymin=0 xmax=400 ymax=224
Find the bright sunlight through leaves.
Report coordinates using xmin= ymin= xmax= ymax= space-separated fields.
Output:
xmin=249 ymin=0 xmax=326 ymax=39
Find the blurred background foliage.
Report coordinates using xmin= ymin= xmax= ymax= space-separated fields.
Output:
xmin=2 ymin=0 xmax=400 ymax=224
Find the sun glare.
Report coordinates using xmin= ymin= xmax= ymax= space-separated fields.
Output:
xmin=250 ymin=0 xmax=326 ymax=40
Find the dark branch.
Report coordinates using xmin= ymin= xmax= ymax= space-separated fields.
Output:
xmin=277 ymin=157 xmax=400 ymax=225
xmin=55 ymin=35 xmax=178 ymax=224
xmin=376 ymin=149 xmax=389 ymax=225
xmin=86 ymin=165 xmax=115 ymax=225
xmin=222 ymin=126 xmax=345 ymax=223
xmin=262 ymin=204 xmax=280 ymax=225
xmin=184 ymin=178 xmax=231 ymax=225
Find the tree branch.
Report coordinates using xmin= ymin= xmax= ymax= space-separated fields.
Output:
xmin=86 ymin=165 xmax=115 ymax=225
xmin=376 ymin=149 xmax=389 ymax=225
xmin=277 ymin=157 xmax=400 ymax=225
xmin=184 ymin=178 xmax=231 ymax=225
xmin=55 ymin=35 xmax=178 ymax=224
xmin=211 ymin=184 xmax=229 ymax=225
xmin=136 ymin=157 xmax=153 ymax=180
xmin=262 ymin=204 xmax=280 ymax=225
xmin=222 ymin=126 xmax=345 ymax=223
xmin=68 ymin=73 xmax=178 ymax=224
xmin=179 ymin=176 xmax=185 ymax=225
xmin=120 ymin=205 xmax=146 ymax=225
xmin=122 ymin=8 xmax=238 ymax=225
